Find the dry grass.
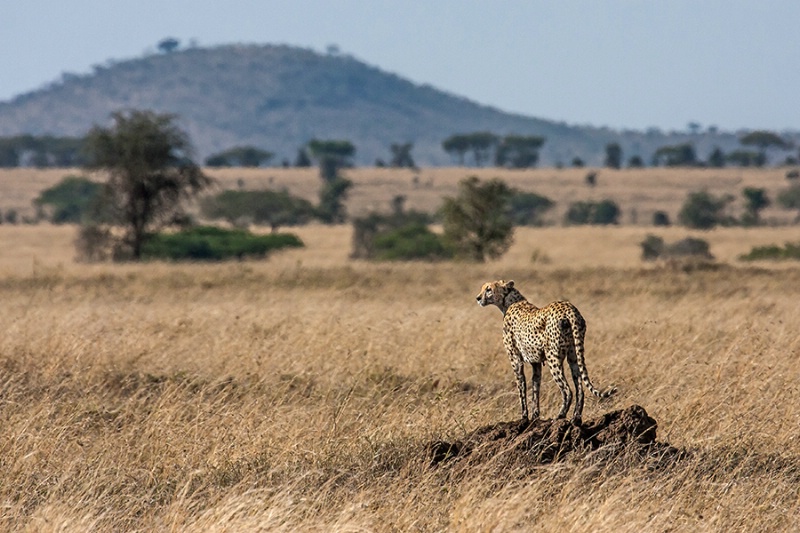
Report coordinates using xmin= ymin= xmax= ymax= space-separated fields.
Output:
xmin=1 ymin=167 xmax=799 ymax=531
xmin=2 ymin=165 xmax=796 ymax=224
xmin=1 ymin=220 xmax=800 ymax=531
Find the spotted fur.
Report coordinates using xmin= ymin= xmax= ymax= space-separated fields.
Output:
xmin=477 ymin=279 xmax=616 ymax=424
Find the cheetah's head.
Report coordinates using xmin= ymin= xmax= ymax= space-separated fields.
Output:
xmin=476 ymin=279 xmax=515 ymax=308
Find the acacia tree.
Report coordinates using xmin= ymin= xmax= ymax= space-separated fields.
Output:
xmin=205 ymin=146 xmax=273 ymax=167
xmin=389 ymin=142 xmax=416 ymax=168
xmin=604 ymin=143 xmax=622 ymax=169
xmin=654 ymin=143 xmax=698 ymax=167
xmin=442 ymin=135 xmax=471 ymax=165
xmin=495 ymin=135 xmax=545 ymax=168
xmin=440 ymin=176 xmax=514 ymax=261
xmin=740 ymin=130 xmax=791 ymax=166
xmin=83 ymin=110 xmax=211 ymax=260
xmin=305 ymin=139 xmax=355 ymax=223
xmin=442 ymin=132 xmax=499 ymax=167
xmin=741 ymin=187 xmax=770 ymax=226
xmin=467 ymin=132 xmax=499 ymax=167
xmin=200 ymin=189 xmax=314 ymax=232
xmin=307 ymin=139 xmax=355 ymax=181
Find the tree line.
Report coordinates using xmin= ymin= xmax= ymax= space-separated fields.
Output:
xmin=2 ymin=128 xmax=797 ymax=170
xmin=604 ymin=130 xmax=797 ymax=169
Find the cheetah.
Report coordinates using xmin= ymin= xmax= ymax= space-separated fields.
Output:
xmin=477 ymin=279 xmax=616 ymax=424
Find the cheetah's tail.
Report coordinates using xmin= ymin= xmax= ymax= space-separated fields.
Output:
xmin=579 ymin=366 xmax=617 ymax=399
xmin=571 ymin=313 xmax=618 ymax=400
xmin=587 ymin=382 xmax=618 ymax=399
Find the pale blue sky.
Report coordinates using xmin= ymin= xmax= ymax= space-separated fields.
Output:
xmin=3 ymin=1 xmax=798 ymax=132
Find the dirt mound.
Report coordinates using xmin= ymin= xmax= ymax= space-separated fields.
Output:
xmin=429 ymin=405 xmax=681 ymax=469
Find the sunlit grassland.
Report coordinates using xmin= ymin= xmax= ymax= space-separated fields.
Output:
xmin=1 ymin=165 xmax=799 ymax=530
xmin=0 ymin=219 xmax=799 ymax=530
xmin=1 ymin=165 xmax=796 ymax=224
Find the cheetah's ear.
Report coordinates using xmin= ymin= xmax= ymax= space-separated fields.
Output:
xmin=506 ymin=280 xmax=515 ymax=289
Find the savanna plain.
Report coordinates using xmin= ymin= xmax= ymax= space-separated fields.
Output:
xmin=1 ymin=167 xmax=800 ymax=531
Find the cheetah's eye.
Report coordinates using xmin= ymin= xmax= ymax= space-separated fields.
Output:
xmin=485 ymin=288 xmax=492 ymax=296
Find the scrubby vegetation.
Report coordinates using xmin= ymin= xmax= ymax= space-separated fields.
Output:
xmin=739 ymin=242 xmax=800 ymax=261
xmin=351 ymin=198 xmax=449 ymax=261
xmin=0 ymin=246 xmax=799 ymax=530
xmin=640 ymin=235 xmax=713 ymax=261
xmin=200 ymin=189 xmax=314 ymax=231
xmin=371 ymin=222 xmax=452 ymax=261
xmin=564 ymin=199 xmax=621 ymax=225
xmin=34 ymin=175 xmax=103 ymax=224
xmin=508 ymin=190 xmax=554 ymax=226
xmin=141 ymin=226 xmax=303 ymax=261
xmin=678 ymin=190 xmax=734 ymax=229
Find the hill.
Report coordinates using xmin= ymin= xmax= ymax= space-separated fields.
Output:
xmin=0 ymin=44 xmax=752 ymax=165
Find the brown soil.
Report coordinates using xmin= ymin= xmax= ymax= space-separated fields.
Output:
xmin=429 ymin=405 xmax=682 ymax=470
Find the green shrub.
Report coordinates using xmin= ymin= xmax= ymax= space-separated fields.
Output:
xmin=593 ymin=199 xmax=621 ymax=224
xmin=640 ymin=235 xmax=665 ymax=260
xmin=564 ymin=199 xmax=620 ymax=225
xmin=564 ymin=201 xmax=593 ymax=225
xmin=201 ymin=189 xmax=314 ymax=231
xmin=640 ymin=234 xmax=713 ymax=261
xmin=739 ymin=242 xmax=800 ymax=261
xmin=652 ymin=211 xmax=671 ymax=226
xmin=677 ymin=190 xmax=734 ymax=229
xmin=508 ymin=190 xmax=554 ymax=226
xmin=34 ymin=175 xmax=104 ymax=224
xmin=777 ymin=185 xmax=800 ymax=220
xmin=372 ymin=223 xmax=453 ymax=261
xmin=351 ymin=205 xmax=438 ymax=261
xmin=141 ymin=226 xmax=303 ymax=261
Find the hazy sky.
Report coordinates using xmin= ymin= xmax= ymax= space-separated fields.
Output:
xmin=3 ymin=1 xmax=799 ymax=132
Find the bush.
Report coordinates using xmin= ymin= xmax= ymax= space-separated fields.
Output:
xmin=593 ymin=199 xmax=621 ymax=224
xmin=140 ymin=226 xmax=303 ymax=261
xmin=640 ymin=235 xmax=665 ymax=261
xmin=351 ymin=205 xmax=439 ymax=261
xmin=372 ymin=222 xmax=453 ymax=261
xmin=678 ymin=190 xmax=734 ymax=229
xmin=204 ymin=146 xmax=273 ymax=167
xmin=564 ymin=199 xmax=620 ymax=225
xmin=3 ymin=209 xmax=18 ymax=225
xmin=640 ymin=235 xmax=713 ymax=261
xmin=200 ymin=189 xmax=314 ymax=231
xmin=34 ymin=175 xmax=104 ymax=224
xmin=652 ymin=211 xmax=671 ymax=226
xmin=628 ymin=155 xmax=645 ymax=168
xmin=739 ymin=242 xmax=800 ymax=261
xmin=75 ymin=224 xmax=114 ymax=262
xmin=508 ymin=190 xmax=554 ymax=226
xmin=777 ymin=185 xmax=800 ymax=221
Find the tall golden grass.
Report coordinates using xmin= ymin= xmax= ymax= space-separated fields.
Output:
xmin=0 ymin=218 xmax=799 ymax=530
